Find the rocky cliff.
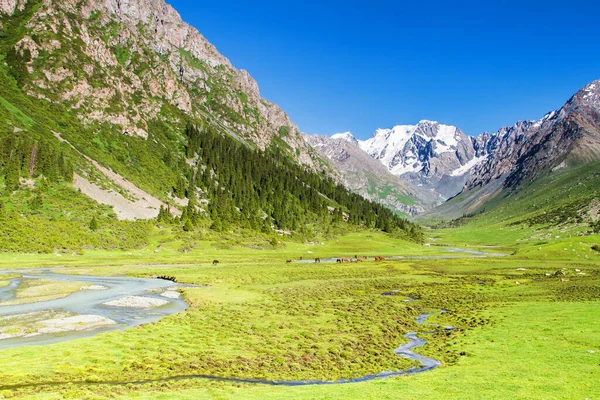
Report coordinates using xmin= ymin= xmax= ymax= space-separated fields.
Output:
xmin=1 ymin=0 xmax=321 ymax=167
xmin=467 ymin=80 xmax=600 ymax=191
xmin=420 ymin=80 xmax=600 ymax=221
xmin=330 ymin=121 xmax=490 ymax=203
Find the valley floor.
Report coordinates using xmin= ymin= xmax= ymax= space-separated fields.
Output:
xmin=0 ymin=231 xmax=598 ymax=399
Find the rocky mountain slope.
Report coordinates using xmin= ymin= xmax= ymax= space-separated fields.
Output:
xmin=316 ymin=81 xmax=600 ymax=219
xmin=0 ymin=0 xmax=322 ymax=168
xmin=467 ymin=80 xmax=600 ymax=191
xmin=328 ymin=121 xmax=490 ymax=204
xmin=0 ymin=0 xmax=424 ymax=253
xmin=422 ymin=80 xmax=600 ymax=222
xmin=306 ymin=134 xmax=430 ymax=215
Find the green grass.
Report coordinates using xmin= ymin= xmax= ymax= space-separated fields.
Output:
xmin=0 ymin=96 xmax=35 ymax=128
xmin=428 ymin=161 xmax=600 ymax=236
xmin=0 ymin=230 xmax=457 ymax=269
xmin=0 ymin=231 xmax=598 ymax=399
xmin=368 ymin=183 xmax=416 ymax=206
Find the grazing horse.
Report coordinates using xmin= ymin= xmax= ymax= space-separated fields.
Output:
xmin=212 ymin=260 xmax=220 ymax=265
xmin=341 ymin=258 xmax=350 ymax=263
xmin=357 ymin=258 xmax=363 ymax=263
xmin=156 ymin=275 xmax=177 ymax=283
xmin=363 ymin=256 xmax=368 ymax=260
xmin=315 ymin=258 xmax=321 ymax=263
xmin=286 ymin=259 xmax=293 ymax=263
xmin=336 ymin=258 xmax=342 ymax=263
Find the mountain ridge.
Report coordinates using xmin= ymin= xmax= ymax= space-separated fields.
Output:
xmin=322 ymin=120 xmax=491 ymax=205
xmin=319 ymin=80 xmax=599 ymax=216
xmin=1 ymin=0 xmax=324 ymax=169
xmin=420 ymin=79 xmax=600 ymax=222
xmin=305 ymin=133 xmax=430 ymax=215
xmin=0 ymin=0 xmax=424 ymax=254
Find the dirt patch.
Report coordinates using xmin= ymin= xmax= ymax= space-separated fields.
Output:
xmin=54 ymin=131 xmax=181 ymax=221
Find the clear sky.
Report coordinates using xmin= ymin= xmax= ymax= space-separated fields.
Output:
xmin=167 ymin=0 xmax=600 ymax=139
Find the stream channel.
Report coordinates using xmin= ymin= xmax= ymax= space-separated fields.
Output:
xmin=0 ymin=270 xmax=447 ymax=385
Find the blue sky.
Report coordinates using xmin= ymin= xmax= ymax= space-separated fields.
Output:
xmin=168 ymin=0 xmax=600 ymax=139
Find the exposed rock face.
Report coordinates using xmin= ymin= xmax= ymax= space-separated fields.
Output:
xmin=331 ymin=121 xmax=490 ymax=202
xmin=0 ymin=0 xmax=24 ymax=14
xmin=1 ymin=0 xmax=320 ymax=168
xmin=465 ymin=120 xmax=539 ymax=189
xmin=467 ymin=80 xmax=600 ymax=190
xmin=421 ymin=80 xmax=600 ymax=221
xmin=306 ymin=134 xmax=429 ymax=215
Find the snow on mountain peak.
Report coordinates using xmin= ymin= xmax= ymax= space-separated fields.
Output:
xmin=331 ymin=132 xmax=358 ymax=145
xmin=578 ymin=79 xmax=600 ymax=103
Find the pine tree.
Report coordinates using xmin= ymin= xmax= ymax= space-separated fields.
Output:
xmin=183 ymin=219 xmax=193 ymax=232
xmin=30 ymin=193 xmax=44 ymax=210
xmin=174 ymin=176 xmax=186 ymax=198
xmin=89 ymin=217 xmax=99 ymax=231
xmin=5 ymin=157 xmax=20 ymax=192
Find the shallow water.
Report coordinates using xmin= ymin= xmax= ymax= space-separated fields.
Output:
xmin=0 ymin=270 xmax=187 ymax=350
xmin=0 ymin=271 xmax=445 ymax=386
xmin=294 ymin=248 xmax=508 ymax=264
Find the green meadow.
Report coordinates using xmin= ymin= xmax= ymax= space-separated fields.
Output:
xmin=0 ymin=228 xmax=598 ymax=399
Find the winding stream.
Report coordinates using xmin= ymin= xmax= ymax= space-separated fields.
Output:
xmin=0 ymin=271 xmax=446 ymax=386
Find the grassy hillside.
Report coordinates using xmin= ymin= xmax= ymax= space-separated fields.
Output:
xmin=0 ymin=50 xmax=423 ymax=253
xmin=421 ymin=161 xmax=600 ymax=247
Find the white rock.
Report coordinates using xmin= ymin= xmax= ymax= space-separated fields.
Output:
xmin=104 ymin=296 xmax=169 ymax=308
xmin=82 ymin=285 xmax=107 ymax=291
xmin=38 ymin=315 xmax=116 ymax=333
xmin=160 ymin=291 xmax=181 ymax=299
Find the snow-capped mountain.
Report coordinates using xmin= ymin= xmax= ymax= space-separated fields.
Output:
xmin=311 ymin=80 xmax=600 ymax=216
xmin=330 ymin=132 xmax=359 ymax=146
xmin=332 ymin=121 xmax=491 ymax=202
xmin=422 ymin=79 xmax=600 ymax=221
xmin=305 ymin=134 xmax=431 ymax=215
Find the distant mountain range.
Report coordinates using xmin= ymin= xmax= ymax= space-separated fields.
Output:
xmin=309 ymin=81 xmax=600 ymax=217
xmin=428 ymin=80 xmax=600 ymax=221
xmin=308 ymin=120 xmax=491 ymax=211
xmin=305 ymin=134 xmax=429 ymax=216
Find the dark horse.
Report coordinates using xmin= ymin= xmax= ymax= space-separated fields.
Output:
xmin=315 ymin=258 xmax=321 ymax=263
xmin=212 ymin=260 xmax=220 ymax=265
